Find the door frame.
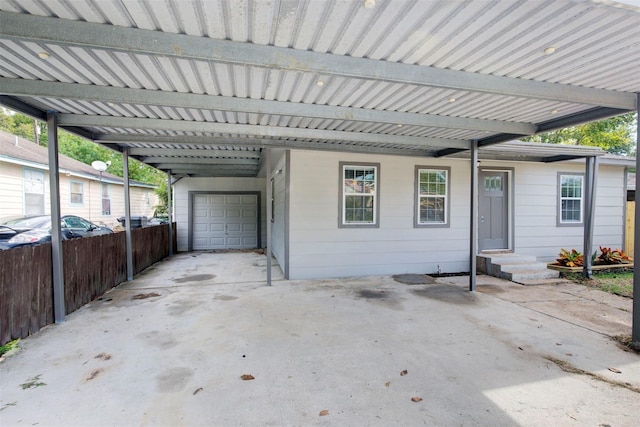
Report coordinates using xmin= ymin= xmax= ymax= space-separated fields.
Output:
xmin=188 ymin=191 xmax=262 ymax=251
xmin=478 ymin=167 xmax=514 ymax=252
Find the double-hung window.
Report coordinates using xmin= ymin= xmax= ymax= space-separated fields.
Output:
xmin=415 ymin=166 xmax=449 ymax=227
xmin=70 ymin=181 xmax=84 ymax=205
xmin=558 ymin=173 xmax=583 ymax=225
xmin=339 ymin=162 xmax=379 ymax=227
xmin=101 ymin=183 xmax=111 ymax=216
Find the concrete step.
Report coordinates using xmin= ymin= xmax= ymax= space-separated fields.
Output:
xmin=515 ymin=278 xmax=573 ymax=286
xmin=501 ymin=269 xmax=560 ymax=282
xmin=478 ymin=252 xmax=560 ymax=285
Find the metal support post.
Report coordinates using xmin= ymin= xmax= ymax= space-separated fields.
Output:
xmin=266 ymin=148 xmax=272 ymax=286
xmin=469 ymin=140 xmax=478 ymax=292
xmin=582 ymin=156 xmax=598 ymax=278
xmin=633 ymin=93 xmax=640 ymax=348
xmin=123 ymin=147 xmax=134 ymax=280
xmin=167 ymin=171 xmax=173 ymax=256
xmin=48 ymin=111 xmax=65 ymax=323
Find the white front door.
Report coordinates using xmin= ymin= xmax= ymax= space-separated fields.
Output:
xmin=192 ymin=194 xmax=258 ymax=250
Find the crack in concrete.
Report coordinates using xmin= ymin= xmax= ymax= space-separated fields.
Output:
xmin=543 ymin=355 xmax=640 ymax=394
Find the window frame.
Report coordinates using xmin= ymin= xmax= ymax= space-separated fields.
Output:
xmin=414 ymin=166 xmax=451 ymax=228
xmin=338 ymin=162 xmax=380 ymax=228
xmin=69 ymin=180 xmax=84 ymax=206
xmin=557 ymin=172 xmax=584 ymax=227
xmin=23 ymin=167 xmax=45 ymax=215
xmin=101 ymin=183 xmax=111 ymax=216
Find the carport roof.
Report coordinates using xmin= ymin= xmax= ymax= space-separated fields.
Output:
xmin=0 ymin=0 xmax=638 ymax=177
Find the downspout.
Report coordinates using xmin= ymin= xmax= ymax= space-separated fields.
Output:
xmin=582 ymin=156 xmax=598 ymax=278
xmin=469 ymin=139 xmax=478 ymax=291
xmin=47 ymin=111 xmax=65 ymax=323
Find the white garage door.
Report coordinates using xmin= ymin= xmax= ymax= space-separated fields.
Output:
xmin=192 ymin=194 xmax=258 ymax=250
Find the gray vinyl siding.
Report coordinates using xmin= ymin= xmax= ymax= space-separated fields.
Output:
xmin=174 ymin=177 xmax=266 ymax=252
xmin=271 ymin=152 xmax=288 ymax=276
xmin=287 ymin=150 xmax=470 ymax=280
xmin=508 ymin=161 xmax=625 ymax=261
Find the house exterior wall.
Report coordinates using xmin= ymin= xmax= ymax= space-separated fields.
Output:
xmin=287 ymin=150 xmax=471 ymax=279
xmin=285 ymin=150 xmax=626 ymax=280
xmin=0 ymin=161 xmax=157 ymax=228
xmin=173 ymin=177 xmax=266 ymax=252
xmin=507 ymin=161 xmax=626 ymax=261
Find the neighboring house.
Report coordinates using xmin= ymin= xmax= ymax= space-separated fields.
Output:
xmin=0 ymin=131 xmax=158 ymax=228
xmin=174 ymin=142 xmax=634 ymax=280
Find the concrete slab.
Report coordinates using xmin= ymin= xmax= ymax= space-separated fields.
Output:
xmin=1 ymin=254 xmax=638 ymax=426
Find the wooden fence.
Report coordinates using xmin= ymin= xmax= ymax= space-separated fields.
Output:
xmin=0 ymin=224 xmax=176 ymax=345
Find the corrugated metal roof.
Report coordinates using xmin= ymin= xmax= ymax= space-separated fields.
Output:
xmin=0 ymin=0 xmax=638 ymax=177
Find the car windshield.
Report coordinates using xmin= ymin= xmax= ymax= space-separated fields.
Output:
xmin=3 ymin=216 xmax=51 ymax=229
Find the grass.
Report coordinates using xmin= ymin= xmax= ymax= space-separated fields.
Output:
xmin=563 ymin=269 xmax=633 ymax=298
xmin=0 ymin=339 xmax=19 ymax=357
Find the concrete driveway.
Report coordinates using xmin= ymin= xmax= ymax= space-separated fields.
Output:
xmin=1 ymin=252 xmax=638 ymax=426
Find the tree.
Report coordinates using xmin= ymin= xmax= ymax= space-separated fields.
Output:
xmin=521 ymin=113 xmax=637 ymax=155
xmin=1 ymin=110 xmax=165 ymax=185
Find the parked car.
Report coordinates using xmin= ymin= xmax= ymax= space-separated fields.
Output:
xmin=0 ymin=215 xmax=113 ymax=249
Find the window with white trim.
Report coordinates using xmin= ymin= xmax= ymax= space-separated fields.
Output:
xmin=558 ymin=173 xmax=583 ymax=225
xmin=101 ymin=183 xmax=111 ymax=216
xmin=23 ymin=168 xmax=45 ymax=215
xmin=415 ymin=166 xmax=449 ymax=227
xmin=70 ymin=181 xmax=84 ymax=205
xmin=339 ymin=163 xmax=379 ymax=227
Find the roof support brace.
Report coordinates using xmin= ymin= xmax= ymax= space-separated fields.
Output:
xmin=469 ymin=139 xmax=479 ymax=292
xmin=582 ymin=156 xmax=598 ymax=279
xmin=122 ymin=147 xmax=134 ymax=281
xmin=48 ymin=111 xmax=65 ymax=323
xmin=167 ymin=171 xmax=173 ymax=257
xmin=266 ymin=148 xmax=272 ymax=286
xmin=633 ymin=93 xmax=640 ymax=349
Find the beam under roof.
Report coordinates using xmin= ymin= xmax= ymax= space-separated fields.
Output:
xmin=95 ymin=135 xmax=436 ymax=157
xmin=0 ymin=11 xmax=635 ymax=110
xmin=0 ymin=78 xmax=536 ymax=135
xmin=130 ymin=148 xmax=261 ymax=158
xmin=142 ymin=157 xmax=259 ymax=166
xmin=60 ymin=115 xmax=468 ymax=149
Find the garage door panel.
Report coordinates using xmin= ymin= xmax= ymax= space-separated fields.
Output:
xmin=194 ymin=208 xmax=208 ymax=218
xmin=242 ymin=223 xmax=257 ymax=232
xmin=192 ymin=193 xmax=259 ymax=250
xmin=227 ymin=223 xmax=241 ymax=232
xmin=242 ymin=236 xmax=257 ymax=246
xmin=194 ymin=224 xmax=208 ymax=232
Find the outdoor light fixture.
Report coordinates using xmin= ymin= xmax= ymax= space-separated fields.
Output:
xmin=448 ymin=97 xmax=456 ymax=103
xmin=544 ymin=46 xmax=556 ymax=55
xmin=316 ymin=80 xmax=324 ymax=87
xmin=551 ymin=109 xmax=558 ymax=114
xmin=38 ymin=51 xmax=50 ymax=59
xmin=364 ymin=0 xmax=376 ymax=9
